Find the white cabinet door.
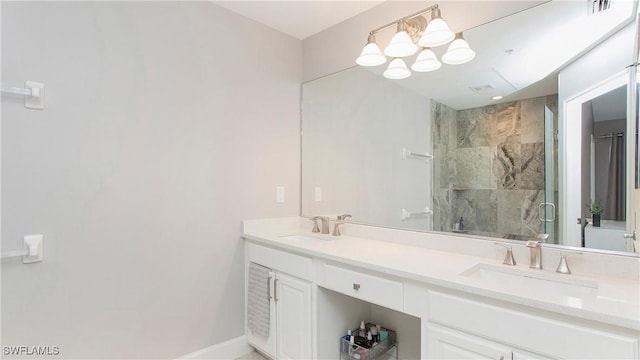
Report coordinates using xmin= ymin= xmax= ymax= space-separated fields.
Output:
xmin=276 ymin=272 xmax=312 ymax=360
xmin=427 ymin=324 xmax=556 ymax=360
xmin=429 ymin=291 xmax=638 ymax=359
xmin=427 ymin=324 xmax=511 ymax=360
xmin=512 ymin=349 xmax=555 ymax=360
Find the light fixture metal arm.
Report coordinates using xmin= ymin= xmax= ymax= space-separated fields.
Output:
xmin=369 ymin=4 xmax=439 ymax=35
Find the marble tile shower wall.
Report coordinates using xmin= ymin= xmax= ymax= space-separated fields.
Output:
xmin=432 ymin=95 xmax=557 ymax=239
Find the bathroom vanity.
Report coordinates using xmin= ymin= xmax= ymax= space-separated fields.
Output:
xmin=243 ymin=217 xmax=640 ymax=360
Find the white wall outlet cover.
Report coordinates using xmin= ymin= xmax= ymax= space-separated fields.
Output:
xmin=23 ymin=234 xmax=43 ymax=264
xmin=276 ymin=186 xmax=285 ymax=203
xmin=314 ymin=186 xmax=322 ymax=202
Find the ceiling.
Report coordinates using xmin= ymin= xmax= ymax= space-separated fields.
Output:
xmin=213 ymin=1 xmax=385 ymax=39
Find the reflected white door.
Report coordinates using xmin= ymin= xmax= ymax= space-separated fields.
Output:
xmin=563 ymin=71 xmax=630 ymax=247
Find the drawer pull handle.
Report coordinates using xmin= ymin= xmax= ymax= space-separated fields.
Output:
xmin=353 ymin=283 xmax=360 ymax=291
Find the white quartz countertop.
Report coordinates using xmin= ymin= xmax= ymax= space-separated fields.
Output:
xmin=243 ymin=218 xmax=640 ymax=331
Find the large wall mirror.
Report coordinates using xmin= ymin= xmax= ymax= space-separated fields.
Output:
xmin=302 ymin=0 xmax=640 ymax=255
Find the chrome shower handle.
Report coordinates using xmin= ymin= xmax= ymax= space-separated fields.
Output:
xmin=538 ymin=203 xmax=556 ymax=222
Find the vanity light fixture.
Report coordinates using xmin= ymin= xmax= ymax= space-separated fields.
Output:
xmin=384 ymin=22 xmax=419 ymax=58
xmin=356 ymin=34 xmax=387 ymax=66
xmin=355 ymin=4 xmax=474 ymax=80
xmin=441 ymin=32 xmax=476 ymax=65
xmin=418 ymin=7 xmax=455 ymax=47
xmin=384 ymin=58 xmax=412 ymax=79
xmin=411 ymin=47 xmax=442 ymax=72
xmin=491 ymin=95 xmax=503 ymax=100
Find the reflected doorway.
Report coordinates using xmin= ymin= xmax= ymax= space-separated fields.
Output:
xmin=583 ymin=85 xmax=628 ymax=251
xmin=564 ymin=70 xmax=632 ymax=251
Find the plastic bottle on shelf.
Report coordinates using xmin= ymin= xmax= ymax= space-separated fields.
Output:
xmin=348 ymin=335 xmax=355 ymax=356
xmin=370 ymin=325 xmax=379 ymax=343
xmin=379 ymin=328 xmax=388 ymax=342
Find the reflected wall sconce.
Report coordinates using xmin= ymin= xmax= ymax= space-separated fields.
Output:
xmin=356 ymin=4 xmax=475 ymax=79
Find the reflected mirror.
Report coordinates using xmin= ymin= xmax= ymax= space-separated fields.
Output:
xmin=301 ymin=0 xmax=639 ymax=254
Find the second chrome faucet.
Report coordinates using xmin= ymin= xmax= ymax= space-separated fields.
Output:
xmin=526 ymin=234 xmax=549 ymax=270
xmin=311 ymin=216 xmax=330 ymax=234
xmin=332 ymin=214 xmax=352 ymax=236
xmin=526 ymin=240 xmax=543 ymax=270
xmin=499 ymin=234 xmax=581 ymax=274
xmin=311 ymin=214 xmax=352 ymax=236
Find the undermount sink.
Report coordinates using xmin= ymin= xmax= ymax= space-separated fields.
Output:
xmin=460 ymin=263 xmax=599 ymax=299
xmin=279 ymin=234 xmax=333 ymax=245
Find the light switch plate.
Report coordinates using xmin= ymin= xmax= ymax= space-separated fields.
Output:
xmin=276 ymin=186 xmax=285 ymax=203
xmin=314 ymin=187 xmax=322 ymax=202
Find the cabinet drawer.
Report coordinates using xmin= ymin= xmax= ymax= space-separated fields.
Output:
xmin=429 ymin=291 xmax=639 ymax=359
xmin=427 ymin=323 xmax=513 ymax=360
xmin=322 ymin=263 xmax=403 ymax=311
xmin=247 ymin=242 xmax=312 ymax=281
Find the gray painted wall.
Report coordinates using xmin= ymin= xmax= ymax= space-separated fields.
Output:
xmin=1 ymin=2 xmax=300 ymax=358
xmin=301 ymin=67 xmax=432 ymax=231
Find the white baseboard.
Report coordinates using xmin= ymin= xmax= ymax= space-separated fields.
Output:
xmin=177 ymin=335 xmax=254 ymax=360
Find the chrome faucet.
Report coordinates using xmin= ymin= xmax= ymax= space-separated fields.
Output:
xmin=526 ymin=240 xmax=542 ymax=270
xmin=337 ymin=214 xmax=352 ymax=221
xmin=556 ymin=252 xmax=582 ymax=274
xmin=310 ymin=217 xmax=321 ymax=233
xmin=332 ymin=214 xmax=352 ymax=236
xmin=319 ymin=217 xmax=330 ymax=234
xmin=310 ymin=216 xmax=330 ymax=234
xmin=332 ymin=222 xmax=344 ymax=236
xmin=526 ymin=234 xmax=548 ymax=270
xmin=535 ymin=233 xmax=549 ymax=243
xmin=494 ymin=243 xmax=516 ymax=265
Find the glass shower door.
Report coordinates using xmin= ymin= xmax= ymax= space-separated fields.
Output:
xmin=542 ymin=105 xmax=557 ymax=244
